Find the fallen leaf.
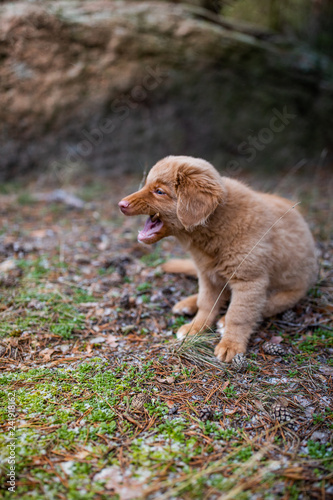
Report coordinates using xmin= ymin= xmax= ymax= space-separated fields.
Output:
xmin=157 ymin=376 xmax=175 ymax=384
xmin=58 ymin=344 xmax=70 ymax=354
xmin=74 ymin=450 xmax=90 ymax=459
xmin=30 ymin=229 xmax=50 ymax=238
xmin=89 ymin=336 xmax=106 ymax=343
xmin=106 ymin=334 xmax=119 ymax=347
xmin=39 ymin=348 xmax=56 ymax=361
xmin=319 ymin=365 xmax=333 ymax=376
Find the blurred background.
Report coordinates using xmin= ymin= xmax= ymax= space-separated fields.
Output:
xmin=1 ymin=0 xmax=333 ymax=183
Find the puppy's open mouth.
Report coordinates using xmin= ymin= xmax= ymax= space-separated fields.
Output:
xmin=138 ymin=213 xmax=163 ymax=243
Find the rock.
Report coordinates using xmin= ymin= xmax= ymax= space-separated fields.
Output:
xmin=34 ymin=190 xmax=85 ymax=209
xmin=0 ymin=258 xmax=17 ymax=274
xmin=0 ymin=0 xmax=332 ymax=179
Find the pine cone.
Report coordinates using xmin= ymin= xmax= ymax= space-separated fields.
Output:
xmin=262 ymin=341 xmax=285 ymax=356
xmin=231 ymin=353 xmax=248 ymax=372
xmin=270 ymin=403 xmax=294 ymax=425
xmin=281 ymin=310 xmax=297 ymax=323
xmin=198 ymin=406 xmax=214 ymax=422
xmin=131 ymin=393 xmax=151 ymax=411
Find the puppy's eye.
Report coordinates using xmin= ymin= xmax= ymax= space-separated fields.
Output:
xmin=155 ymin=188 xmax=166 ymax=195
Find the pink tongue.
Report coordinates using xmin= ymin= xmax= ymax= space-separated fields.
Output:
xmin=138 ymin=216 xmax=162 ymax=241
xmin=138 ymin=216 xmax=155 ymax=240
xmin=142 ymin=216 xmax=154 ymax=233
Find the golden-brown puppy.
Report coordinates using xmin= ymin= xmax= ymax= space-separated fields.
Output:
xmin=119 ymin=156 xmax=318 ymax=362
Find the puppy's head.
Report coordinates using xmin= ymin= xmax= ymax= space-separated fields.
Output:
xmin=118 ymin=156 xmax=225 ymax=244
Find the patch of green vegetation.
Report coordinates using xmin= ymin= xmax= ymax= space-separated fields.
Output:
xmin=77 ymin=182 xmax=108 ymax=202
xmin=140 ymin=247 xmax=165 ymax=267
xmin=98 ymin=266 xmax=115 ymax=276
xmin=312 ymin=413 xmax=324 ymax=424
xmin=137 ymin=282 xmax=152 ymax=292
xmin=131 ymin=419 xmax=198 ymax=467
xmin=248 ymin=363 xmax=260 ymax=373
xmin=285 ymin=484 xmax=302 ymax=500
xmin=0 ymin=255 xmax=89 ymax=339
xmin=71 ymin=287 xmax=96 ymax=304
xmin=140 ymin=294 xmax=150 ymax=304
xmin=306 ymin=440 xmax=333 ymax=459
xmin=296 ymin=328 xmax=333 ymax=353
xmin=308 ymin=286 xmax=323 ymax=298
xmin=0 ymin=180 xmax=23 ymax=194
xmin=172 ymin=316 xmax=188 ymax=329
xmin=17 ymin=192 xmax=37 ymax=205
xmin=0 ymin=288 xmax=85 ymax=339
xmin=224 ymin=384 xmax=237 ymax=398
xmin=17 ymin=256 xmax=50 ymax=282
xmin=229 ymin=445 xmax=253 ymax=463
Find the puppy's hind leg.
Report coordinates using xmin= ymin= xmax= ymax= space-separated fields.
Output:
xmin=173 ymin=294 xmax=198 ymax=316
xmin=162 ymin=259 xmax=197 ymax=277
xmin=263 ymin=288 xmax=306 ymax=318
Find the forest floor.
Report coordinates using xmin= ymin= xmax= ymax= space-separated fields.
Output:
xmin=0 ymin=169 xmax=332 ymax=500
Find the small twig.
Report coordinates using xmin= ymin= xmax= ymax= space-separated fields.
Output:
xmin=123 ymin=412 xmax=144 ymax=429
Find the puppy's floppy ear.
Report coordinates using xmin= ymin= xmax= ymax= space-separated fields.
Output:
xmin=176 ymin=165 xmax=224 ymax=230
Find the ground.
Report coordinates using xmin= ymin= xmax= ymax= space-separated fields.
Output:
xmin=0 ymin=169 xmax=332 ymax=500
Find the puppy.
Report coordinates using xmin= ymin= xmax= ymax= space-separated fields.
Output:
xmin=119 ymin=156 xmax=317 ymax=362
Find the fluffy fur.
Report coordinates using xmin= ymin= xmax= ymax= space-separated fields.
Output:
xmin=119 ymin=156 xmax=318 ymax=362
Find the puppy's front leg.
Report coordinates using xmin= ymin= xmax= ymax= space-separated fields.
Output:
xmin=176 ymin=276 xmax=225 ymax=339
xmin=215 ymin=278 xmax=268 ymax=362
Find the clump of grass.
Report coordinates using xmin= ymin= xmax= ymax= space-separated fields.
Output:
xmin=173 ymin=331 xmax=225 ymax=370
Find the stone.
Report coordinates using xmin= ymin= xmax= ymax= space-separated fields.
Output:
xmin=0 ymin=0 xmax=332 ymax=179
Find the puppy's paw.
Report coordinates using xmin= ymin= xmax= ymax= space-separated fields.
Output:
xmin=176 ymin=323 xmax=197 ymax=340
xmin=172 ymin=296 xmax=198 ymax=316
xmin=215 ymin=338 xmax=246 ymax=363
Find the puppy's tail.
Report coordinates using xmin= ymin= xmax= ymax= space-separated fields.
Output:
xmin=161 ymin=259 xmax=197 ymax=277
